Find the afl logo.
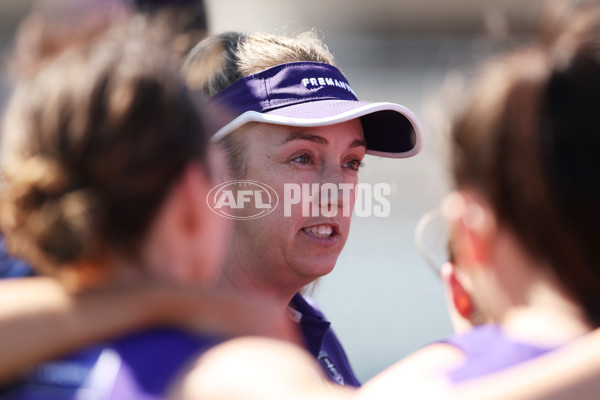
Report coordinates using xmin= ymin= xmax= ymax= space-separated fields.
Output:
xmin=206 ymin=180 xmax=279 ymax=220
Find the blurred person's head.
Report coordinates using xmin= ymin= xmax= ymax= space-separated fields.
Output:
xmin=10 ymin=0 xmax=207 ymax=79
xmin=133 ymin=0 xmax=207 ymax=30
xmin=133 ymin=0 xmax=208 ymax=59
xmin=447 ymin=5 xmax=600 ymax=327
xmin=8 ymin=0 xmax=127 ymax=80
xmin=182 ymin=31 xmax=422 ymax=300
xmin=0 ymin=20 xmax=227 ymax=290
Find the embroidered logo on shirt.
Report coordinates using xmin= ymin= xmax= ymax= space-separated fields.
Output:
xmin=318 ymin=351 xmax=344 ymax=385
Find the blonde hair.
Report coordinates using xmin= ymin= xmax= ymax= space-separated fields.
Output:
xmin=183 ymin=30 xmax=336 ymax=99
xmin=182 ymin=30 xmax=336 ymax=177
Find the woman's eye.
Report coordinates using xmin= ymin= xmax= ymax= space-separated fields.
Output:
xmin=344 ymin=159 xmax=364 ymax=171
xmin=292 ymin=154 xmax=312 ymax=164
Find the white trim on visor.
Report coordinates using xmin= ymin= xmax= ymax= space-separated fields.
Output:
xmin=209 ymin=102 xmax=424 ymax=159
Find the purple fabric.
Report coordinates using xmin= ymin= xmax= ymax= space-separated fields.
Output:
xmin=0 ymin=238 xmax=35 ymax=278
xmin=266 ymin=99 xmax=372 ymax=119
xmin=107 ymin=329 xmax=221 ymax=398
xmin=206 ymin=62 xmax=419 ymax=156
xmin=440 ymin=324 xmax=556 ymax=383
xmin=209 ymin=62 xmax=358 ymax=116
xmin=2 ymin=328 xmax=221 ymax=400
xmin=0 ymin=345 xmax=107 ymax=400
xmin=291 ymin=293 xmax=361 ymax=387
xmin=1 ymin=294 xmax=359 ymax=399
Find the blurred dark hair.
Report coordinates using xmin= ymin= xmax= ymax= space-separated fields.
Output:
xmin=134 ymin=0 xmax=207 ymax=30
xmin=134 ymin=0 xmax=208 ymax=59
xmin=0 ymin=19 xmax=208 ymax=275
xmin=8 ymin=0 xmax=207 ymax=78
xmin=450 ymin=5 xmax=600 ymax=325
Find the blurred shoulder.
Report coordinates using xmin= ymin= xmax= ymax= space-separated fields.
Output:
xmin=170 ymin=336 xmax=354 ymax=400
xmin=359 ymin=343 xmax=463 ymax=399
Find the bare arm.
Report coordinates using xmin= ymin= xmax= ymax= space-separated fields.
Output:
xmin=0 ymin=277 xmax=169 ymax=381
xmin=0 ymin=277 xmax=298 ymax=382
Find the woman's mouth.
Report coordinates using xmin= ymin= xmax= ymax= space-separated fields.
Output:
xmin=302 ymin=224 xmax=334 ymax=239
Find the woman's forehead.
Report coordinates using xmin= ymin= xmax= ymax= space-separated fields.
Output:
xmin=246 ymin=120 xmax=366 ymax=146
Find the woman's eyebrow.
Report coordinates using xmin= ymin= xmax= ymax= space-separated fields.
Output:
xmin=349 ymin=139 xmax=367 ymax=149
xmin=281 ymin=133 xmax=367 ymax=150
xmin=281 ymin=132 xmax=328 ymax=145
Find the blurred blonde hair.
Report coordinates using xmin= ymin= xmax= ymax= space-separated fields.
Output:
xmin=183 ymin=30 xmax=336 ymax=99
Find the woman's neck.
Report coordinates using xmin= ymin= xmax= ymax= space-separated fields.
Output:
xmin=220 ymin=250 xmax=311 ymax=320
xmin=499 ymin=274 xmax=592 ymax=347
xmin=218 ymin=265 xmax=299 ymax=316
xmin=488 ymin=230 xmax=592 ymax=347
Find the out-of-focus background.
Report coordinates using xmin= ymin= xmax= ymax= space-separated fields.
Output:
xmin=0 ymin=0 xmax=594 ymax=382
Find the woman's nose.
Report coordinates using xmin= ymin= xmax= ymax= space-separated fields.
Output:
xmin=316 ymin=164 xmax=355 ymax=216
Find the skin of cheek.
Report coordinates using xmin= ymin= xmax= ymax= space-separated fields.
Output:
xmin=192 ymin=198 xmax=231 ymax=285
xmin=232 ymin=160 xmax=349 ymax=289
xmin=140 ymin=166 xmax=231 ymax=287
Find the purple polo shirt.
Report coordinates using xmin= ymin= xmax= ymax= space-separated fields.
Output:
xmin=291 ymin=293 xmax=361 ymax=387
xmin=440 ymin=324 xmax=556 ymax=383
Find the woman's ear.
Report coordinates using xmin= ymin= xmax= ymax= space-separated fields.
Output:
xmin=177 ymin=162 xmax=230 ymax=285
xmin=441 ymin=262 xmax=474 ymax=333
xmin=441 ymin=191 xmax=497 ymax=332
xmin=441 ymin=261 xmax=489 ymax=332
xmin=445 ymin=191 xmax=496 ymax=268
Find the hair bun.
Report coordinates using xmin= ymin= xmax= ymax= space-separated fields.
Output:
xmin=0 ymin=156 xmax=99 ymax=267
xmin=19 ymin=157 xmax=70 ymax=195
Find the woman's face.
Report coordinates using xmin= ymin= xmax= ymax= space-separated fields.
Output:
xmin=226 ymin=119 xmax=366 ymax=291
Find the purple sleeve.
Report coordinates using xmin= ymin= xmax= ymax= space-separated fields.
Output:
xmin=439 ymin=324 xmax=555 ymax=383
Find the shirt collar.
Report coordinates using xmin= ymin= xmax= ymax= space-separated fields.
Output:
xmin=288 ymin=293 xmax=331 ymax=358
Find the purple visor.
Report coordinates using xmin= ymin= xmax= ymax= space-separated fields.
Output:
xmin=206 ymin=62 xmax=423 ymax=158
